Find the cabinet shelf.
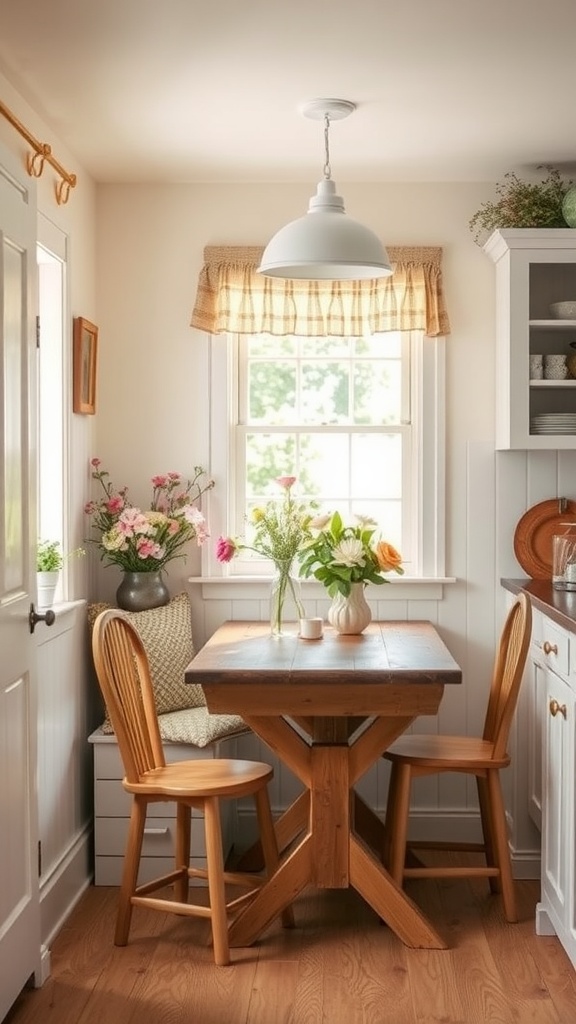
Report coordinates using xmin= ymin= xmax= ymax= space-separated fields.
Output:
xmin=530 ymin=320 xmax=576 ymax=329
xmin=530 ymin=379 xmax=576 ymax=387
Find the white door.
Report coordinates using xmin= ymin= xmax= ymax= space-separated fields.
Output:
xmin=0 ymin=142 xmax=42 ymax=1018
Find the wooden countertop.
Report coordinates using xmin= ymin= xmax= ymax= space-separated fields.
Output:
xmin=502 ymin=577 xmax=576 ymax=633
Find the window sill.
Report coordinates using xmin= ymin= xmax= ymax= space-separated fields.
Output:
xmin=188 ymin=576 xmax=456 ymax=602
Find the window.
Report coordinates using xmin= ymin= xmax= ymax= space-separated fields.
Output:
xmin=37 ymin=215 xmax=69 ymax=601
xmin=204 ymin=330 xmax=445 ymax=580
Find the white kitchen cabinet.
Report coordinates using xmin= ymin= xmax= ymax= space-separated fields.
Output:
xmin=532 ymin=611 xmax=576 ymax=967
xmin=89 ymin=729 xmax=237 ymax=886
xmin=484 ymin=229 xmax=576 ymax=450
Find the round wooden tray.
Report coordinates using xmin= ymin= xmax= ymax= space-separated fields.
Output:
xmin=513 ymin=498 xmax=576 ymax=578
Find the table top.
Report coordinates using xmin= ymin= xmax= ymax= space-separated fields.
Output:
xmin=185 ymin=620 xmax=461 ymax=717
xmin=187 ymin=619 xmax=461 ymax=683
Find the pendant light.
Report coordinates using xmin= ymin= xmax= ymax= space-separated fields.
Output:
xmin=258 ymin=98 xmax=392 ymax=281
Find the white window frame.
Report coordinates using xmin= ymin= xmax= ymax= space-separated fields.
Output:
xmin=37 ymin=214 xmax=71 ymax=603
xmin=201 ymin=331 xmax=447 ymax=585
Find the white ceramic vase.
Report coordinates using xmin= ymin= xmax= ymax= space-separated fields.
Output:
xmin=327 ymin=581 xmax=372 ymax=635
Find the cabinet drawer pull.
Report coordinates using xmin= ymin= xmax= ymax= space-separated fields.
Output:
xmin=543 ymin=641 xmax=559 ymax=656
xmin=143 ymin=827 xmax=169 ymax=836
xmin=549 ymin=699 xmax=567 ymax=720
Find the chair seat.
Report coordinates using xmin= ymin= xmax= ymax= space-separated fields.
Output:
xmin=125 ymin=758 xmax=273 ymax=798
xmin=385 ymin=733 xmax=510 ymax=771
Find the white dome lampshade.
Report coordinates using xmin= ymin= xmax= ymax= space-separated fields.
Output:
xmin=258 ymin=99 xmax=392 ymax=282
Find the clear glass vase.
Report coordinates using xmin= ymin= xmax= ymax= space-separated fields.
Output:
xmin=270 ymin=559 xmax=305 ymax=637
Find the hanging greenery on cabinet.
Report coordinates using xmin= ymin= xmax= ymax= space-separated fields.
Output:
xmin=469 ymin=166 xmax=575 ymax=245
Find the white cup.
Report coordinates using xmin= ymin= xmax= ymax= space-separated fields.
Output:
xmin=299 ymin=617 xmax=323 ymax=640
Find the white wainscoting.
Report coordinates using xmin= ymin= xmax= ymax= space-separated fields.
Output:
xmin=188 ymin=445 xmax=576 ymax=878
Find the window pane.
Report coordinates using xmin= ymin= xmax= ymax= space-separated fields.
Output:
xmin=247 ymin=361 xmax=296 ymax=424
xmin=351 ymin=434 xmax=402 ymax=499
xmin=301 ymin=362 xmax=349 ymax=424
xmin=354 ymin=360 xmax=401 ymax=424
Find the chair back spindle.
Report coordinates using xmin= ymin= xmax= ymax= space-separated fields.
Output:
xmin=92 ymin=610 xmax=166 ymax=781
xmin=482 ymin=592 xmax=532 ymax=760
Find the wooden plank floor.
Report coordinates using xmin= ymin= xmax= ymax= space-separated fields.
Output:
xmin=5 ymin=864 xmax=576 ymax=1024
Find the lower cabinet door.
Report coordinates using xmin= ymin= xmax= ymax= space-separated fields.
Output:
xmin=540 ymin=668 xmax=576 ymax=958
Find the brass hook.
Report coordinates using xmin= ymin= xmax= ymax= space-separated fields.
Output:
xmin=55 ymin=174 xmax=76 ymax=205
xmin=26 ymin=143 xmax=52 ymax=178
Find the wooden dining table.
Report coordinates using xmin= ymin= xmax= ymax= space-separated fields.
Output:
xmin=184 ymin=619 xmax=462 ymax=950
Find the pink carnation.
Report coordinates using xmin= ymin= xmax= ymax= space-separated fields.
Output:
xmin=276 ymin=476 xmax=296 ymax=490
xmin=216 ymin=536 xmax=237 ymax=562
xmin=106 ymin=495 xmax=124 ymax=514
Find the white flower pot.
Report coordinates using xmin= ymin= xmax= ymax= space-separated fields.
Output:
xmin=37 ymin=570 xmax=60 ymax=610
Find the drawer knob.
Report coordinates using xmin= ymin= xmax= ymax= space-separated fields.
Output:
xmin=550 ymin=698 xmax=567 ymax=720
xmin=543 ymin=641 xmax=559 ymax=656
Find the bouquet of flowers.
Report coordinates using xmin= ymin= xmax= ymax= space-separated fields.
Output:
xmin=216 ymin=476 xmax=317 ymax=634
xmin=297 ymin=510 xmax=403 ymax=598
xmin=85 ymin=458 xmax=214 ymax=572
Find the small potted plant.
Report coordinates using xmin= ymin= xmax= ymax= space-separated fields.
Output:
xmin=469 ymin=166 xmax=574 ymax=246
xmin=36 ymin=540 xmax=84 ymax=609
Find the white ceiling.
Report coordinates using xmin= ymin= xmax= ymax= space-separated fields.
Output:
xmin=1 ymin=0 xmax=576 ymax=186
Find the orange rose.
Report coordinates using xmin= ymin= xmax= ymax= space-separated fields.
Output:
xmin=375 ymin=540 xmax=402 ymax=572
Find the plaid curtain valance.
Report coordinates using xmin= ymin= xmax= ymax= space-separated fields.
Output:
xmin=190 ymin=245 xmax=450 ymax=337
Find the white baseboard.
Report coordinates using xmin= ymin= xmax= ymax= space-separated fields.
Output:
xmin=39 ymin=825 xmax=93 ymax=955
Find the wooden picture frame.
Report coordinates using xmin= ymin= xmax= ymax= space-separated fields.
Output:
xmin=73 ymin=317 xmax=98 ymax=414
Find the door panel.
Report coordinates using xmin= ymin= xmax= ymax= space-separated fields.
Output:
xmin=0 ymin=142 xmax=41 ymax=1020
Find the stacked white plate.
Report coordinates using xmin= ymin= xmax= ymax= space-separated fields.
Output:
xmin=531 ymin=413 xmax=576 ymax=434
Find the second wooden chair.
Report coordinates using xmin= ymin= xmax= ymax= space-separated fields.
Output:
xmin=382 ymin=592 xmax=532 ymax=923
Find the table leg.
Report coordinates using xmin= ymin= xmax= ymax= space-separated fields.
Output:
xmin=311 ymin=746 xmax=349 ymax=887
xmin=228 ymin=834 xmax=313 ymax=948
xmin=349 ymin=833 xmax=447 ymax=949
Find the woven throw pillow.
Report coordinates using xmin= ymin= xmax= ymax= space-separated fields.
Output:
xmin=158 ymin=707 xmax=248 ymax=748
xmin=88 ymin=592 xmax=205 ymax=733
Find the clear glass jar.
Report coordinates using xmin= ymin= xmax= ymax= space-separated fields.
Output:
xmin=552 ymin=523 xmax=576 ymax=590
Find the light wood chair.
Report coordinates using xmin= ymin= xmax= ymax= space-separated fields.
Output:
xmin=382 ymin=592 xmax=532 ymax=922
xmin=91 ymin=609 xmax=293 ymax=965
